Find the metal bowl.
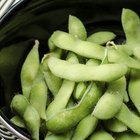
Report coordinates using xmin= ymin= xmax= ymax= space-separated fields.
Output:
xmin=0 ymin=0 xmax=140 ymax=139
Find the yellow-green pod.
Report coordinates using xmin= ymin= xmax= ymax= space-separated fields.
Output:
xmin=23 ymin=105 xmax=40 ymax=140
xmin=48 ymin=56 xmax=127 ymax=82
xmin=30 ymin=79 xmax=48 ymax=120
xmin=87 ymin=31 xmax=116 ymax=45
xmin=89 ymin=130 xmax=115 ymax=140
xmin=68 ymin=15 xmax=87 ymax=40
xmin=116 ymin=103 xmax=140 ymax=135
xmin=72 ymin=115 xmax=98 ymax=140
xmin=123 ymin=91 xmax=129 ymax=103
xmin=116 ymin=132 xmax=140 ymax=140
xmin=133 ymin=47 xmax=140 ymax=60
xmin=73 ymin=82 xmax=87 ymax=100
xmin=122 ymin=8 xmax=140 ymax=44
xmin=42 ymin=50 xmax=63 ymax=96
xmin=104 ymin=118 xmax=127 ymax=133
xmin=10 ymin=115 xmax=26 ymax=128
xmin=128 ymin=69 xmax=140 ymax=113
xmin=21 ymin=40 xmax=40 ymax=99
xmin=92 ymin=77 xmax=126 ymax=120
xmin=10 ymin=94 xmax=29 ymax=117
xmin=44 ymin=131 xmax=73 ymax=140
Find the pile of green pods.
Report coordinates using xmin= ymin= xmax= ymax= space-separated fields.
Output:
xmin=10 ymin=9 xmax=140 ymax=140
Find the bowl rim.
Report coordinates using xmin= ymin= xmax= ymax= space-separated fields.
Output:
xmin=0 ymin=0 xmax=27 ymax=24
xmin=0 ymin=111 xmax=31 ymax=140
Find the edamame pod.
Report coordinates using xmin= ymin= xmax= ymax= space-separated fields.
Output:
xmin=66 ymin=98 xmax=75 ymax=108
xmin=87 ymin=31 xmax=116 ymax=45
xmin=92 ymin=77 xmax=126 ymax=120
xmin=46 ymin=82 xmax=102 ymax=133
xmin=116 ymin=132 xmax=140 ymax=140
xmin=51 ymin=31 xmax=105 ymax=60
xmin=30 ymin=78 xmax=48 ymax=120
xmin=108 ymin=47 xmax=140 ymax=69
xmin=68 ymin=15 xmax=87 ymax=40
xmin=104 ymin=118 xmax=127 ymax=133
xmin=46 ymin=79 xmax=75 ymax=118
xmin=44 ymin=131 xmax=73 ymax=140
xmin=133 ymin=47 xmax=140 ymax=60
xmin=43 ymin=71 xmax=62 ymax=96
xmin=48 ymin=56 xmax=127 ymax=82
xmin=72 ymin=115 xmax=98 ymax=140
xmin=89 ymin=130 xmax=115 ymax=140
xmin=10 ymin=115 xmax=26 ymax=128
xmin=46 ymin=52 xmax=78 ymax=118
xmin=116 ymin=103 xmax=140 ymax=135
xmin=86 ymin=59 xmax=101 ymax=66
xmin=123 ymin=91 xmax=129 ymax=103
xmin=10 ymin=94 xmax=29 ymax=117
xmin=48 ymin=37 xmax=56 ymax=51
xmin=122 ymin=9 xmax=140 ymax=44
xmin=128 ymin=69 xmax=140 ymax=113
xmin=21 ymin=40 xmax=40 ymax=99
xmin=23 ymin=105 xmax=40 ymax=140
xmin=73 ymin=82 xmax=87 ymax=100
xmin=42 ymin=49 xmax=63 ymax=96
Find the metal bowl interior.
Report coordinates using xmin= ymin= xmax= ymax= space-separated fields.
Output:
xmin=0 ymin=0 xmax=140 ymax=139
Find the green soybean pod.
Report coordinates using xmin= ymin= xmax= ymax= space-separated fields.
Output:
xmin=128 ymin=69 xmax=140 ymax=113
xmin=51 ymin=31 xmax=105 ymax=60
xmin=116 ymin=132 xmax=140 ymax=140
xmin=23 ymin=105 xmax=40 ymax=140
xmin=73 ymin=82 xmax=87 ymax=100
xmin=117 ymin=44 xmax=133 ymax=56
xmin=46 ymin=82 xmax=102 ymax=133
xmin=46 ymin=80 xmax=75 ymax=118
xmin=10 ymin=115 xmax=26 ymax=128
xmin=44 ymin=131 xmax=73 ymax=140
xmin=86 ymin=59 xmax=101 ymax=66
xmin=123 ymin=91 xmax=129 ymax=103
xmin=42 ymin=49 xmax=63 ymax=96
xmin=48 ymin=56 xmax=127 ymax=82
xmin=89 ymin=130 xmax=115 ymax=140
xmin=68 ymin=15 xmax=87 ymax=40
xmin=87 ymin=31 xmax=116 ymax=45
xmin=43 ymin=71 xmax=62 ymax=96
xmin=48 ymin=37 xmax=56 ymax=51
xmin=133 ymin=47 xmax=140 ymax=60
xmin=92 ymin=76 xmax=126 ymax=120
xmin=116 ymin=103 xmax=140 ymax=135
xmin=30 ymin=78 xmax=48 ymax=120
xmin=108 ymin=47 xmax=140 ymax=69
xmin=104 ymin=118 xmax=127 ymax=133
xmin=71 ymin=115 xmax=98 ymax=140
xmin=21 ymin=40 xmax=40 ymax=99
xmin=46 ymin=52 xmax=78 ymax=118
xmin=66 ymin=98 xmax=75 ymax=108
xmin=10 ymin=94 xmax=29 ymax=117
xmin=122 ymin=8 xmax=140 ymax=44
